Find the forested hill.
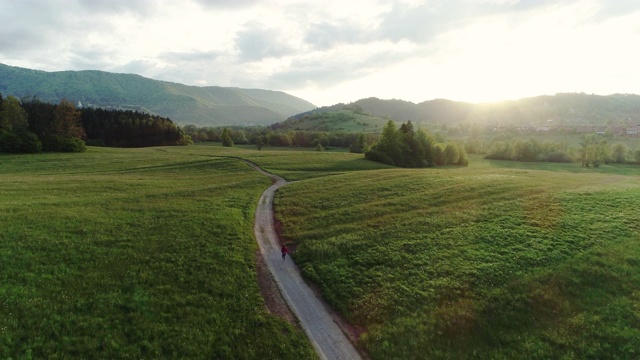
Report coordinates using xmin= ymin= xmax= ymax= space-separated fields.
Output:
xmin=0 ymin=63 xmax=315 ymax=126
xmin=293 ymin=93 xmax=640 ymax=126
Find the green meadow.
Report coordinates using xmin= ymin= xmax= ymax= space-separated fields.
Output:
xmin=274 ymin=154 xmax=640 ymax=359
xmin=3 ymin=144 xmax=640 ymax=359
xmin=0 ymin=147 xmax=315 ymax=359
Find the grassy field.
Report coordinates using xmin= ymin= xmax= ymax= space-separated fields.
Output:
xmin=0 ymin=146 xmax=315 ymax=359
xmin=273 ymin=154 xmax=640 ymax=359
xmin=4 ymin=144 xmax=639 ymax=359
xmin=174 ymin=143 xmax=391 ymax=181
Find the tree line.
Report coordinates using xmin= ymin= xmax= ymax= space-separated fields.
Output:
xmin=471 ymin=134 xmax=640 ymax=166
xmin=183 ymin=121 xmax=468 ymax=168
xmin=80 ymin=107 xmax=190 ymax=147
xmin=0 ymin=94 xmax=189 ymax=153
xmin=182 ymin=124 xmax=362 ymax=150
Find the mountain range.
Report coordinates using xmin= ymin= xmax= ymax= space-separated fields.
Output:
xmin=296 ymin=93 xmax=640 ymax=127
xmin=2 ymin=63 xmax=639 ymax=128
xmin=0 ymin=63 xmax=315 ymax=126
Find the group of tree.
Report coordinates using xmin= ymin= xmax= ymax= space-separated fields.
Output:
xmin=479 ymin=134 xmax=640 ymax=166
xmin=484 ymin=137 xmax=572 ymax=163
xmin=182 ymin=121 xmax=468 ymax=167
xmin=577 ymin=134 xmax=640 ymax=167
xmin=1 ymin=95 xmax=84 ymax=153
xmin=181 ymin=125 xmax=362 ymax=150
xmin=80 ymin=107 xmax=190 ymax=147
xmin=365 ymin=120 xmax=468 ymax=167
xmin=1 ymin=94 xmax=190 ymax=154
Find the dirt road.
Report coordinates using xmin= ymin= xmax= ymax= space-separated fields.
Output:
xmin=246 ymin=160 xmax=362 ymax=360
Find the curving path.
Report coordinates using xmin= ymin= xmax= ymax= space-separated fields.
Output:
xmin=245 ymin=160 xmax=362 ymax=360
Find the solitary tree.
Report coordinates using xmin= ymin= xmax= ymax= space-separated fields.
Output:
xmin=53 ymin=99 xmax=85 ymax=139
xmin=222 ymin=127 xmax=234 ymax=147
xmin=256 ymin=135 xmax=264 ymax=150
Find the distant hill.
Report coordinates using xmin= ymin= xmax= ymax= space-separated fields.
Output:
xmin=272 ymin=108 xmax=390 ymax=133
xmin=290 ymin=94 xmax=640 ymax=128
xmin=0 ymin=63 xmax=315 ymax=126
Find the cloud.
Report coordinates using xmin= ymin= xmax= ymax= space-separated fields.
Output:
xmin=0 ymin=29 xmax=47 ymax=55
xmin=160 ymin=50 xmax=223 ymax=63
xmin=110 ymin=60 xmax=162 ymax=75
xmin=1 ymin=0 xmax=639 ymax=106
xmin=193 ymin=0 xmax=260 ymax=8
xmin=0 ymin=1 xmax=65 ymax=54
xmin=304 ymin=22 xmax=373 ymax=49
xmin=235 ymin=23 xmax=295 ymax=62
xmin=69 ymin=48 xmax=118 ymax=70
xmin=591 ymin=0 xmax=640 ymax=20
xmin=264 ymin=40 xmax=419 ymax=90
xmin=0 ymin=0 xmax=118 ymax=69
xmin=376 ymin=2 xmax=447 ymax=43
xmin=75 ymin=0 xmax=157 ymax=16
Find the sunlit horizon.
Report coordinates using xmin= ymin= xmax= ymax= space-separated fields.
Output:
xmin=2 ymin=0 xmax=639 ymax=108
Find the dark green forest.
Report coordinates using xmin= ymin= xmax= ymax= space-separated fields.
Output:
xmin=0 ymin=94 xmax=189 ymax=153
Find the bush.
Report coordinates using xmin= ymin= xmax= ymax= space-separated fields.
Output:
xmin=0 ymin=130 xmax=42 ymax=153
xmin=62 ymin=137 xmax=87 ymax=152
xmin=40 ymin=136 xmax=87 ymax=152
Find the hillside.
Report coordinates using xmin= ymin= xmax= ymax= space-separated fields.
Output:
xmin=274 ymin=108 xmax=390 ymax=133
xmin=273 ymin=155 xmax=640 ymax=359
xmin=290 ymin=94 xmax=640 ymax=127
xmin=0 ymin=63 xmax=315 ymax=126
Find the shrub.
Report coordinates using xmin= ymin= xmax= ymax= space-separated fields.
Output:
xmin=0 ymin=131 xmax=20 ymax=153
xmin=0 ymin=130 xmax=42 ymax=153
xmin=62 ymin=137 xmax=87 ymax=152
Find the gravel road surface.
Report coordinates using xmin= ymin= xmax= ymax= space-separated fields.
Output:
xmin=246 ymin=161 xmax=362 ymax=360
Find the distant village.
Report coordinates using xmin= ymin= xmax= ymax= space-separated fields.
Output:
xmin=514 ymin=121 xmax=639 ymax=137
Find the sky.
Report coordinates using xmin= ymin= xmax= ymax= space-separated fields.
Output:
xmin=1 ymin=0 xmax=640 ymax=107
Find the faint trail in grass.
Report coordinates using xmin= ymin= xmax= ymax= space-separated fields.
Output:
xmin=241 ymin=159 xmax=362 ymax=360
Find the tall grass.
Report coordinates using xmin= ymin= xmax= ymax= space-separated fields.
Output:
xmin=0 ymin=147 xmax=315 ymax=359
xmin=274 ymin=157 xmax=640 ymax=359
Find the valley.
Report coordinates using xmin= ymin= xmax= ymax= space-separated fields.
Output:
xmin=1 ymin=145 xmax=638 ymax=358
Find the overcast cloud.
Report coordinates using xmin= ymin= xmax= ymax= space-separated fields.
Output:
xmin=1 ymin=0 xmax=639 ymax=106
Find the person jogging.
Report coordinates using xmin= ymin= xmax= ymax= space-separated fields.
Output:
xmin=281 ymin=245 xmax=288 ymax=261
